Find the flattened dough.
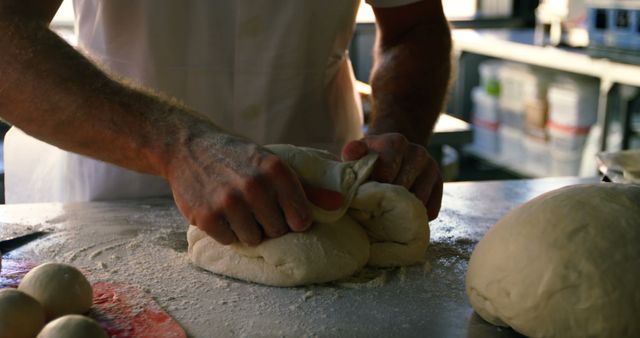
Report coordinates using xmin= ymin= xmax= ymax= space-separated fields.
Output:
xmin=466 ymin=183 xmax=640 ymax=337
xmin=188 ymin=144 xmax=430 ymax=286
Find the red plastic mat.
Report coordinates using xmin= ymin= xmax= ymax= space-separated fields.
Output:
xmin=1 ymin=259 xmax=186 ymax=338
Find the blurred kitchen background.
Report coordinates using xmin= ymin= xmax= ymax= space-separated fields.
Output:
xmin=3 ymin=0 xmax=639 ymax=201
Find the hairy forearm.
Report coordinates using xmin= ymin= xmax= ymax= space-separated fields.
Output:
xmin=368 ymin=19 xmax=452 ymax=144
xmin=0 ymin=17 xmax=219 ymax=178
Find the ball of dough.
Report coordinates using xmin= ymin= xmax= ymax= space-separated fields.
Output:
xmin=466 ymin=183 xmax=640 ymax=337
xmin=349 ymin=182 xmax=430 ymax=267
xmin=37 ymin=315 xmax=108 ymax=338
xmin=18 ymin=263 xmax=93 ymax=320
xmin=0 ymin=288 xmax=46 ymax=338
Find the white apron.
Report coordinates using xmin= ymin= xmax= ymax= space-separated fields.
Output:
xmin=4 ymin=0 xmax=417 ymax=203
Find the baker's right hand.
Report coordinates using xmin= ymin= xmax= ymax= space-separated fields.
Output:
xmin=165 ymin=132 xmax=341 ymax=246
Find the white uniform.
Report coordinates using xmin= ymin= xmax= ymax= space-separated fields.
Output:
xmin=4 ymin=0 xmax=419 ymax=203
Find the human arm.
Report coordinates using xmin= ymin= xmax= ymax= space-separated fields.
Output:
xmin=343 ymin=0 xmax=452 ymax=220
xmin=0 ymin=0 xmax=331 ymax=245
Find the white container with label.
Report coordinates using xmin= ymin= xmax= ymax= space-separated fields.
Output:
xmin=471 ymin=86 xmax=501 ymax=154
xmin=548 ymin=75 xmax=599 ymax=128
xmin=524 ymin=136 xmax=551 ymax=176
xmin=499 ymin=63 xmax=551 ymax=114
xmin=499 ymin=125 xmax=524 ymax=163
xmin=548 ymin=122 xmax=591 ymax=153
xmin=472 ymin=86 xmax=500 ymax=123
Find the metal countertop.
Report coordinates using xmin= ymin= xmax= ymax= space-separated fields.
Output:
xmin=0 ymin=176 xmax=599 ymax=337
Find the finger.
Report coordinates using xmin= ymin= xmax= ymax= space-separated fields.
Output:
xmin=393 ymin=145 xmax=430 ymax=189
xmin=223 ymin=194 xmax=263 ymax=245
xmin=302 ymin=182 xmax=345 ymax=210
xmin=242 ymin=178 xmax=288 ymax=239
xmin=196 ymin=210 xmax=238 ymax=245
xmin=366 ymin=134 xmax=408 ymax=182
xmin=251 ymin=204 xmax=288 ymax=239
xmin=341 ymin=139 xmax=369 ymax=161
xmin=411 ymin=168 xmax=443 ymax=220
xmin=261 ymin=156 xmax=312 ymax=232
xmin=426 ymin=175 xmax=443 ymax=221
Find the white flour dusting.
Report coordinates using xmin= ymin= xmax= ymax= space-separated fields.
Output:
xmin=7 ymin=198 xmax=477 ymax=337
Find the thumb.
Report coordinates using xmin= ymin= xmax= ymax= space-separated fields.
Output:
xmin=302 ymin=183 xmax=345 ymax=211
xmin=341 ymin=139 xmax=369 ymax=161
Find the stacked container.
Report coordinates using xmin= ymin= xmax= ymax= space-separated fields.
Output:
xmin=523 ymin=78 xmax=552 ymax=176
xmin=471 ymin=60 xmax=503 ymax=155
xmin=498 ymin=63 xmax=551 ymax=169
xmin=547 ymin=75 xmax=600 ymax=176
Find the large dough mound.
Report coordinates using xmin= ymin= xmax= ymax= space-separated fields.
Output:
xmin=188 ymin=144 xmax=430 ymax=286
xmin=466 ymin=183 xmax=640 ymax=337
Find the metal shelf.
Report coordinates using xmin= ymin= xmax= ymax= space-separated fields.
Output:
xmin=451 ymin=28 xmax=640 ymax=178
xmin=453 ymin=29 xmax=640 ymax=87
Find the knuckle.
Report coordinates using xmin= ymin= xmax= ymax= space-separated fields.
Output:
xmin=411 ymin=145 xmax=429 ymax=162
xmin=425 ymin=153 xmax=438 ymax=168
xmin=217 ymin=189 xmax=240 ymax=209
xmin=261 ymin=155 xmax=287 ymax=175
xmin=194 ymin=208 xmax=219 ymax=227
xmin=410 ymin=149 xmax=438 ymax=176
xmin=198 ymin=217 xmax=236 ymax=245
xmin=238 ymin=174 xmax=266 ymax=197
xmin=388 ymin=133 xmax=409 ymax=149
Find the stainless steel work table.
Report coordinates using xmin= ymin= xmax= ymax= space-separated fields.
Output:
xmin=0 ymin=177 xmax=599 ymax=337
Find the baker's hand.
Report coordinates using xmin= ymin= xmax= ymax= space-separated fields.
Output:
xmin=342 ymin=133 xmax=442 ymax=221
xmin=166 ymin=133 xmax=342 ymax=246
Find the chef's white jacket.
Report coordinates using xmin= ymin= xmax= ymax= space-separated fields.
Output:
xmin=5 ymin=0 xmax=420 ymax=203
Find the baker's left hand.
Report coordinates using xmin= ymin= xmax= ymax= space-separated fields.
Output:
xmin=342 ymin=133 xmax=442 ymax=221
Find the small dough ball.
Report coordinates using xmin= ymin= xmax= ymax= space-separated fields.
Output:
xmin=18 ymin=262 xmax=93 ymax=320
xmin=37 ymin=315 xmax=108 ymax=338
xmin=0 ymin=288 xmax=46 ymax=338
xmin=466 ymin=183 xmax=640 ymax=337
